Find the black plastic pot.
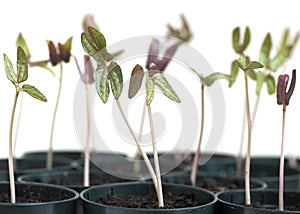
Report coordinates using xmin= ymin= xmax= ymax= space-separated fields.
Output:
xmin=244 ymin=157 xmax=300 ymax=190
xmin=18 ymin=170 xmax=140 ymax=192
xmin=0 ymin=157 xmax=75 ymax=181
xmin=18 ymin=170 xmax=142 ymax=214
xmin=0 ymin=182 xmax=79 ymax=214
xmin=22 ymin=150 xmax=84 ymax=161
xmin=140 ymin=152 xmax=236 ymax=174
xmin=217 ymin=189 xmax=300 ymax=213
xmin=162 ymin=171 xmax=267 ymax=193
xmin=80 ymin=182 xmax=217 ymax=213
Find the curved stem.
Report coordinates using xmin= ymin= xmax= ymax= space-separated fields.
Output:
xmin=279 ymin=104 xmax=286 ymax=211
xmin=133 ymin=99 xmax=147 ymax=172
xmin=83 ymin=84 xmax=91 ymax=186
xmin=147 ymin=104 xmax=164 ymax=207
xmin=243 ymin=70 xmax=252 ymax=206
xmin=134 ymin=98 xmax=147 ymax=159
xmin=115 ymin=100 xmax=158 ymax=190
xmin=9 ymin=91 xmax=19 ymax=203
xmin=190 ymin=83 xmax=204 ymax=186
xmin=47 ymin=63 xmax=63 ymax=169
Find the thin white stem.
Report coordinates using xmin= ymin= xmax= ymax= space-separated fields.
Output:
xmin=190 ymin=83 xmax=204 ymax=186
xmin=134 ymin=99 xmax=147 ymax=159
xmin=243 ymin=70 xmax=252 ymax=206
xmin=236 ymin=101 xmax=246 ymax=177
xmin=147 ymin=104 xmax=164 ymax=207
xmin=47 ymin=64 xmax=63 ymax=169
xmin=237 ymin=94 xmax=261 ymax=177
xmin=252 ymin=94 xmax=261 ymax=125
xmin=13 ymin=93 xmax=23 ymax=159
xmin=83 ymin=84 xmax=91 ymax=187
xmin=9 ymin=91 xmax=19 ymax=203
xmin=115 ymin=100 xmax=158 ymax=190
xmin=279 ymin=104 xmax=286 ymax=211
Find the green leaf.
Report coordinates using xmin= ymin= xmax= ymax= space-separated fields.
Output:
xmin=279 ymin=29 xmax=289 ymax=51
xmin=17 ymin=46 xmax=28 ymax=83
xmin=240 ymin=27 xmax=250 ymax=52
xmin=64 ymin=36 xmax=73 ymax=54
xmin=265 ymin=74 xmax=276 ymax=95
xmin=108 ymin=61 xmax=123 ymax=100
xmin=39 ymin=65 xmax=56 ymax=76
xmin=232 ymin=27 xmax=240 ymax=53
xmin=292 ymin=32 xmax=300 ymax=48
xmin=88 ymin=26 xmax=106 ymax=51
xmin=237 ymin=55 xmax=249 ymax=69
xmin=255 ymin=71 xmax=265 ymax=95
xmin=153 ymin=73 xmax=181 ymax=103
xmin=203 ymin=72 xmax=232 ymax=87
xmin=146 ymin=74 xmax=154 ymax=105
xmin=95 ymin=63 xmax=109 ymax=103
xmin=259 ymin=33 xmax=272 ymax=66
xmin=247 ymin=69 xmax=256 ymax=80
xmin=22 ymin=84 xmax=47 ymax=102
xmin=229 ymin=60 xmax=239 ymax=87
xmin=16 ymin=33 xmax=31 ymax=59
xmin=81 ymin=32 xmax=100 ymax=61
xmin=128 ymin=64 xmax=144 ymax=99
xmin=247 ymin=61 xmax=263 ymax=70
xmin=269 ymin=50 xmax=288 ymax=71
xmin=3 ymin=54 xmax=17 ymax=83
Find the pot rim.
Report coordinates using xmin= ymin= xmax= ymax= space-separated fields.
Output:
xmin=80 ymin=181 xmax=217 ymax=211
xmin=0 ymin=181 xmax=79 ymax=206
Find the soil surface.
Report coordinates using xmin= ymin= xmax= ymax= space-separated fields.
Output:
xmin=35 ymin=174 xmax=130 ymax=186
xmin=97 ymin=188 xmax=204 ymax=209
xmin=163 ymin=176 xmax=262 ymax=192
xmin=0 ymin=189 xmax=70 ymax=203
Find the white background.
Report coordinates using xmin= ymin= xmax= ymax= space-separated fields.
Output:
xmin=0 ymin=0 xmax=300 ymax=159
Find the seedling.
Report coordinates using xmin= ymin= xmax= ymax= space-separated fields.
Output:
xmin=230 ymin=26 xmax=264 ymax=205
xmin=188 ymin=69 xmax=231 ymax=186
xmin=4 ymin=46 xmax=47 ymax=203
xmin=14 ymin=33 xmax=73 ymax=169
xmin=276 ymin=69 xmax=296 ymax=211
xmin=234 ymin=29 xmax=299 ymax=176
xmin=128 ymin=39 xmax=182 ymax=207
xmin=46 ymin=37 xmax=73 ymax=169
xmin=133 ymin=14 xmax=192 ymax=162
xmin=74 ymin=54 xmax=94 ymax=187
xmin=81 ymin=26 xmax=157 ymax=191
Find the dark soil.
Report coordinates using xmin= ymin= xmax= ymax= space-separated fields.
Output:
xmin=0 ymin=189 xmax=70 ymax=203
xmin=97 ymin=188 xmax=204 ymax=209
xmin=35 ymin=174 xmax=130 ymax=186
xmin=163 ymin=176 xmax=262 ymax=192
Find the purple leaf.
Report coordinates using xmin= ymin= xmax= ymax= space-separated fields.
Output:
xmin=146 ymin=39 xmax=159 ymax=69
xmin=157 ymin=41 xmax=180 ymax=71
xmin=277 ymin=69 xmax=296 ymax=105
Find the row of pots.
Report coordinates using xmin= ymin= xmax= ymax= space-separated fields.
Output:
xmin=2 ymin=181 xmax=300 ymax=213
xmin=1 ymin=151 xmax=300 ymax=213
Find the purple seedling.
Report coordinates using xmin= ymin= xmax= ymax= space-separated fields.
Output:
xmin=276 ymin=69 xmax=296 ymax=211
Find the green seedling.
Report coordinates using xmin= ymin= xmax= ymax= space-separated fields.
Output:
xmin=81 ymin=26 xmax=157 ymax=191
xmin=4 ymin=46 xmax=47 ymax=203
xmin=231 ymin=26 xmax=264 ymax=205
xmin=188 ymin=68 xmax=231 ymax=186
